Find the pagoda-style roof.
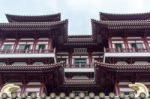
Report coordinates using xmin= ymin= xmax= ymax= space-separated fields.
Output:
xmin=92 ymin=19 xmax=150 ymax=30
xmin=6 ymin=13 xmax=61 ymax=22
xmin=0 ymin=64 xmax=62 ymax=73
xmin=0 ymin=20 xmax=68 ymax=31
xmin=100 ymin=12 xmax=150 ymax=21
xmin=95 ymin=62 xmax=150 ymax=73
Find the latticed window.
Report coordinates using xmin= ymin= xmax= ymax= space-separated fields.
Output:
xmin=114 ymin=43 xmax=122 ymax=49
xmin=38 ymin=44 xmax=46 ymax=50
xmin=130 ymin=43 xmax=143 ymax=49
xmin=18 ymin=44 xmax=31 ymax=50
xmin=74 ymin=48 xmax=87 ymax=53
xmin=3 ymin=44 xmax=12 ymax=50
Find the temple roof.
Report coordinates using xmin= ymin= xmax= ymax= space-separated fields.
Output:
xmin=0 ymin=64 xmax=61 ymax=73
xmin=100 ymin=12 xmax=150 ymax=21
xmin=0 ymin=20 xmax=68 ymax=31
xmin=6 ymin=13 xmax=61 ymax=22
xmin=92 ymin=19 xmax=150 ymax=30
xmin=95 ymin=62 xmax=150 ymax=72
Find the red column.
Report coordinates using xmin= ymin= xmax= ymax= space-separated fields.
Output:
xmin=0 ymin=39 xmax=4 ymax=48
xmin=48 ymin=38 xmax=53 ymax=49
xmin=124 ymin=37 xmax=129 ymax=48
xmin=143 ymin=37 xmax=149 ymax=51
xmin=108 ymin=37 xmax=112 ymax=48
xmin=88 ymin=52 xmax=92 ymax=67
xmin=33 ymin=38 xmax=38 ymax=52
xmin=68 ymin=52 xmax=72 ymax=68
xmin=13 ymin=38 xmax=20 ymax=52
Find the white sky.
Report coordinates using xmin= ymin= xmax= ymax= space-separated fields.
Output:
xmin=0 ymin=0 xmax=150 ymax=35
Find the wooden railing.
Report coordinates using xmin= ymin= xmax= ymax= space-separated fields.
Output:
xmin=104 ymin=48 xmax=150 ymax=53
xmin=65 ymin=64 xmax=94 ymax=68
xmin=0 ymin=49 xmax=54 ymax=54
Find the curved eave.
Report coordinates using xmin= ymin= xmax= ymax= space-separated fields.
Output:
xmin=92 ymin=19 xmax=150 ymax=30
xmin=0 ymin=64 xmax=62 ymax=73
xmin=6 ymin=13 xmax=61 ymax=22
xmin=100 ymin=12 xmax=150 ymax=21
xmin=95 ymin=62 xmax=150 ymax=73
xmin=0 ymin=20 xmax=68 ymax=31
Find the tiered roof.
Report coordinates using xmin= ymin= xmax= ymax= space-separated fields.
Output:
xmin=92 ymin=12 xmax=150 ymax=41
xmin=100 ymin=12 xmax=150 ymax=21
xmin=6 ymin=13 xmax=61 ymax=22
xmin=0 ymin=20 xmax=68 ymax=31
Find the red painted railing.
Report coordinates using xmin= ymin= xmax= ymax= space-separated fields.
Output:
xmin=65 ymin=64 xmax=94 ymax=68
xmin=104 ymin=48 xmax=149 ymax=53
xmin=0 ymin=49 xmax=54 ymax=54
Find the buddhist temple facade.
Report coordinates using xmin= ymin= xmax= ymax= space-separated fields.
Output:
xmin=0 ymin=12 xmax=150 ymax=96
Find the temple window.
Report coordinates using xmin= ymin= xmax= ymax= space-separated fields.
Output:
xmin=128 ymin=40 xmax=145 ymax=49
xmin=130 ymin=43 xmax=143 ymax=49
xmin=18 ymin=44 xmax=31 ymax=50
xmin=74 ymin=48 xmax=87 ymax=53
xmin=38 ymin=44 xmax=46 ymax=50
xmin=112 ymin=41 xmax=125 ymax=49
xmin=36 ymin=42 xmax=48 ymax=50
xmin=17 ymin=42 xmax=33 ymax=50
xmin=114 ymin=43 xmax=123 ymax=49
xmin=3 ymin=44 xmax=13 ymax=50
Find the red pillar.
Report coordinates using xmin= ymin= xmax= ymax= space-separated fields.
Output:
xmin=88 ymin=52 xmax=92 ymax=67
xmin=48 ymin=38 xmax=53 ymax=49
xmin=13 ymin=38 xmax=20 ymax=52
xmin=123 ymin=37 xmax=129 ymax=49
xmin=68 ymin=52 xmax=72 ymax=68
xmin=33 ymin=38 xmax=38 ymax=52
xmin=143 ymin=37 xmax=149 ymax=51
xmin=108 ymin=37 xmax=112 ymax=48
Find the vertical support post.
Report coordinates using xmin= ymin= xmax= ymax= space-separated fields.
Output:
xmin=48 ymin=38 xmax=53 ymax=50
xmin=143 ymin=36 xmax=149 ymax=51
xmin=108 ymin=37 xmax=112 ymax=48
xmin=88 ymin=52 xmax=92 ymax=67
xmin=33 ymin=38 xmax=38 ymax=52
xmin=13 ymin=38 xmax=20 ymax=53
xmin=68 ymin=52 xmax=72 ymax=68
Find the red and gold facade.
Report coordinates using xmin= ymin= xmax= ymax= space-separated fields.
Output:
xmin=0 ymin=12 xmax=150 ymax=95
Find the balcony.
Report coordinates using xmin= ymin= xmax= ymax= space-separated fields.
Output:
xmin=0 ymin=49 xmax=55 ymax=58
xmin=104 ymin=48 xmax=150 ymax=57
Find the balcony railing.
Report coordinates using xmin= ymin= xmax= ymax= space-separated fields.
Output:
xmin=104 ymin=48 xmax=150 ymax=53
xmin=65 ymin=64 xmax=94 ymax=68
xmin=0 ymin=49 xmax=54 ymax=54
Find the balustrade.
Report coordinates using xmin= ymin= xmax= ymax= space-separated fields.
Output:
xmin=104 ymin=48 xmax=149 ymax=53
xmin=0 ymin=49 xmax=54 ymax=54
